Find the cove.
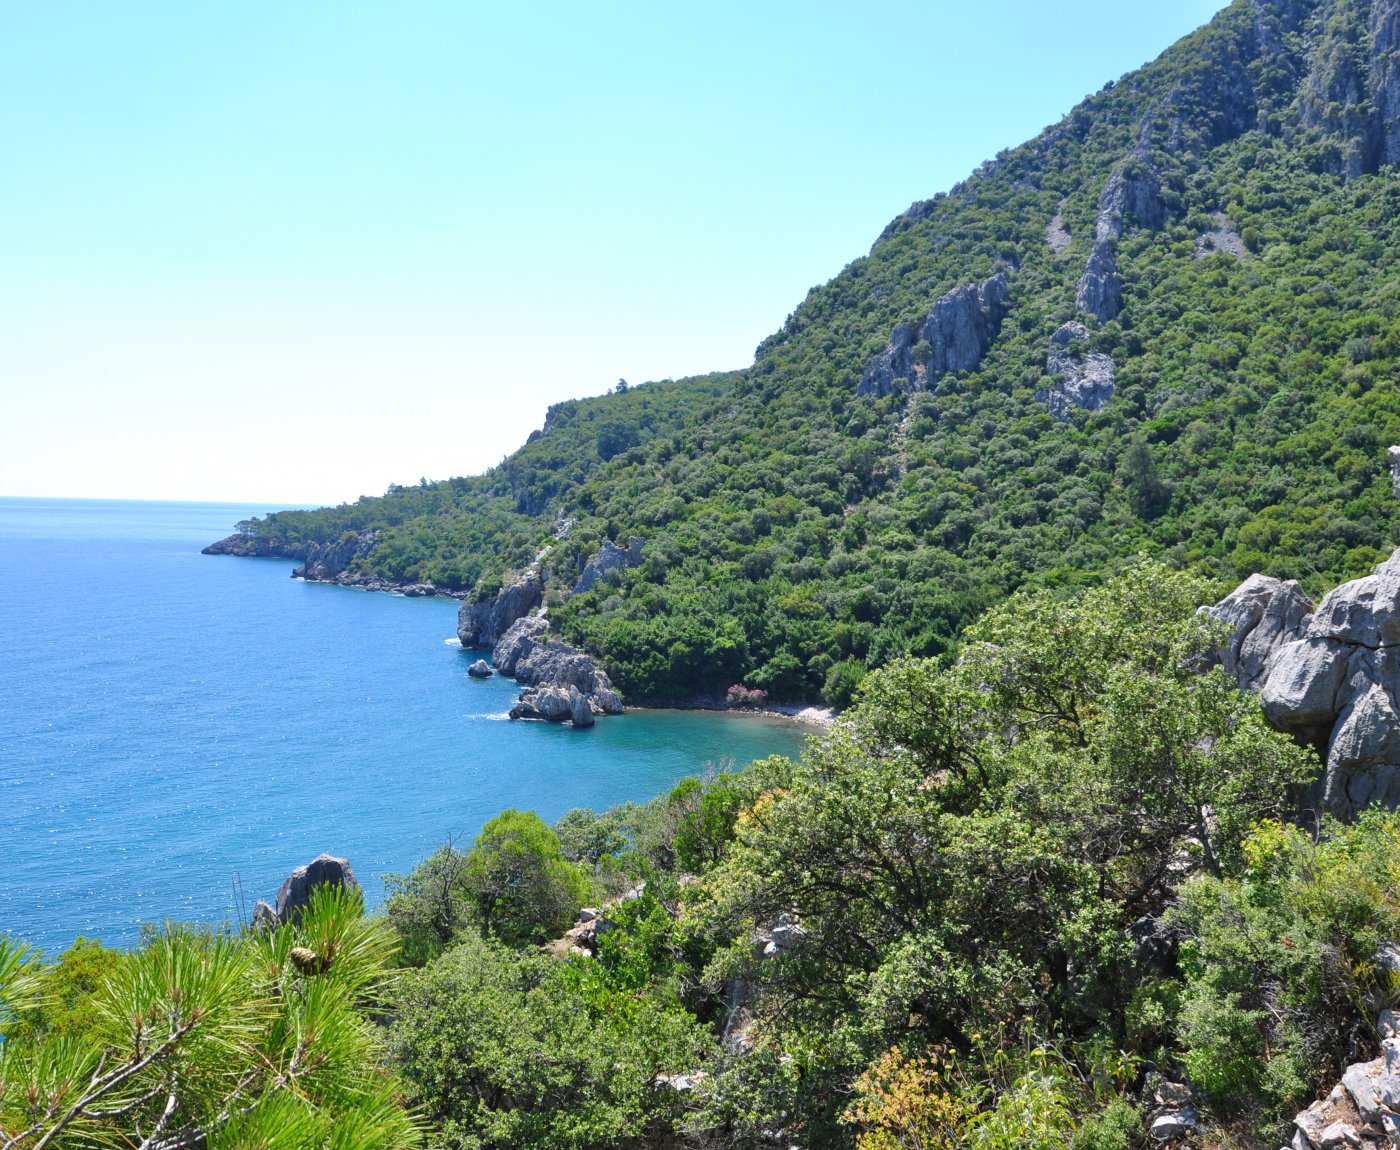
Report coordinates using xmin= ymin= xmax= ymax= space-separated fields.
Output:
xmin=0 ymin=498 xmax=809 ymax=955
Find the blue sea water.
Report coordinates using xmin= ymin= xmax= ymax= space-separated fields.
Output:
xmin=0 ymin=498 xmax=808 ymax=955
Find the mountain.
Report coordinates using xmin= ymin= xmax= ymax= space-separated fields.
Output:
xmin=211 ymin=0 xmax=1400 ymax=708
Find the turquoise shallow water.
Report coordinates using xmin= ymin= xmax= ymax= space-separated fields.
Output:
xmin=0 ymin=498 xmax=808 ymax=955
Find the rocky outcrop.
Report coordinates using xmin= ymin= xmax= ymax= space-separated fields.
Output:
xmin=1205 ymin=573 xmax=1314 ymax=691
xmin=858 ymin=271 xmax=1011 ymax=398
xmin=1039 ymin=321 xmax=1116 ymax=419
xmin=1075 ymin=161 xmax=1165 ymax=322
xmin=467 ymin=659 xmax=493 ymax=679
xmin=1388 ymin=446 xmax=1400 ymax=500
xmin=1210 ymin=550 xmax=1400 ymax=818
xmin=1296 ymin=0 xmax=1400 ymax=178
xmin=1287 ymin=1001 xmax=1400 ymax=1149
xmin=202 ymin=534 xmax=303 ymax=559
xmin=458 ymin=566 xmax=544 ymax=650
xmin=511 ymin=639 xmax=623 ymax=722
xmin=252 ymin=854 xmax=359 ymax=928
xmin=573 ymin=537 xmax=645 ymax=595
xmin=292 ymin=531 xmax=380 ymax=582
xmin=490 ymin=615 xmax=623 ymax=725
xmin=491 ymin=615 xmax=551 ymax=676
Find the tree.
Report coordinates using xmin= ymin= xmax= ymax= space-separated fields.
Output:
xmin=383 ymin=837 xmax=474 ymax=966
xmin=464 ymin=810 xmax=591 ymax=945
xmin=0 ymin=886 xmax=420 ymax=1150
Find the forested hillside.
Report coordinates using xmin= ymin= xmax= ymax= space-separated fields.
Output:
xmin=221 ymin=0 xmax=1400 ymax=711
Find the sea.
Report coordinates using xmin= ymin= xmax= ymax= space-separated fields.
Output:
xmin=0 ymin=498 xmax=809 ymax=956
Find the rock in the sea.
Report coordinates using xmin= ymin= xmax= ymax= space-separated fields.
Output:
xmin=467 ymin=659 xmax=493 ymax=679
xmin=1040 ymin=321 xmax=1116 ymax=420
xmin=494 ymin=615 xmax=622 ymax=725
xmin=458 ymin=567 xmax=543 ymax=650
xmin=858 ymin=271 xmax=1010 ymax=398
xmin=569 ymin=688 xmax=596 ymax=728
xmin=274 ymin=854 xmax=359 ymax=925
xmin=574 ymin=537 xmax=645 ymax=595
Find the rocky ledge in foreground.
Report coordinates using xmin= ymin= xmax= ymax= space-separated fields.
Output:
xmin=1208 ymin=548 xmax=1400 ymax=819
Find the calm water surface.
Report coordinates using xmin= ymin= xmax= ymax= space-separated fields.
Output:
xmin=0 ymin=498 xmax=808 ymax=953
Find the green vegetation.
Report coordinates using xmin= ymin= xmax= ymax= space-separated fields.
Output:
xmin=0 ymin=886 xmax=420 ymax=1150
xmin=11 ymin=564 xmax=1400 ymax=1147
xmin=35 ymin=2 xmax=1400 ymax=1146
xmin=367 ymin=562 xmax=1397 ymax=1148
xmin=226 ymin=0 xmax=1400 ymax=706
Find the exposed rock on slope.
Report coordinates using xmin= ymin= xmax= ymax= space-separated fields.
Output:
xmin=858 ymin=271 xmax=1011 ymax=398
xmin=573 ymin=537 xmax=645 ymax=595
xmin=1075 ymin=160 xmax=1166 ymax=321
xmin=458 ymin=566 xmax=544 ymax=649
xmin=1299 ymin=0 xmax=1400 ymax=176
xmin=1210 ymin=551 xmax=1400 ymax=818
xmin=1039 ymin=321 xmax=1116 ymax=420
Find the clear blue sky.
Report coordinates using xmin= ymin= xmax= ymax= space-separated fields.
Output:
xmin=0 ymin=0 xmax=1228 ymax=505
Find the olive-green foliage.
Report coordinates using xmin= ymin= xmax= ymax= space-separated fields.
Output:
xmin=692 ymin=561 xmax=1313 ymax=1141
xmin=1173 ymin=812 xmax=1400 ymax=1139
xmin=383 ymin=841 xmax=476 ymax=966
xmin=386 ymin=813 xmax=593 ymax=955
xmin=225 ymin=0 xmax=1400 ymax=707
xmin=0 ymin=936 xmax=125 ymax=1048
xmin=391 ymin=931 xmax=714 ymax=1150
xmin=0 ymin=886 xmax=420 ymax=1150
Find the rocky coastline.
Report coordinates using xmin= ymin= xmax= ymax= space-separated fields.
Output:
xmin=203 ymin=529 xmax=464 ymax=598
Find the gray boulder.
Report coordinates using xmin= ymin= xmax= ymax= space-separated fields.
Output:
xmin=275 ymin=854 xmax=359 ymax=925
xmin=252 ymin=899 xmax=279 ymax=930
xmin=467 ymin=659 xmax=493 ymax=679
xmin=458 ymin=567 xmax=543 ymax=650
xmin=1342 ymin=1056 xmax=1400 ymax=1124
xmin=1040 ymin=321 xmax=1116 ymax=420
xmin=1205 ymin=573 xmax=1314 ymax=691
xmin=1209 ymin=551 xmax=1400 ymax=818
xmin=858 ymin=271 xmax=1011 ymax=398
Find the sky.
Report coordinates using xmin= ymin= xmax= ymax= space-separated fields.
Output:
xmin=0 ymin=1 xmax=1229 ymax=506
